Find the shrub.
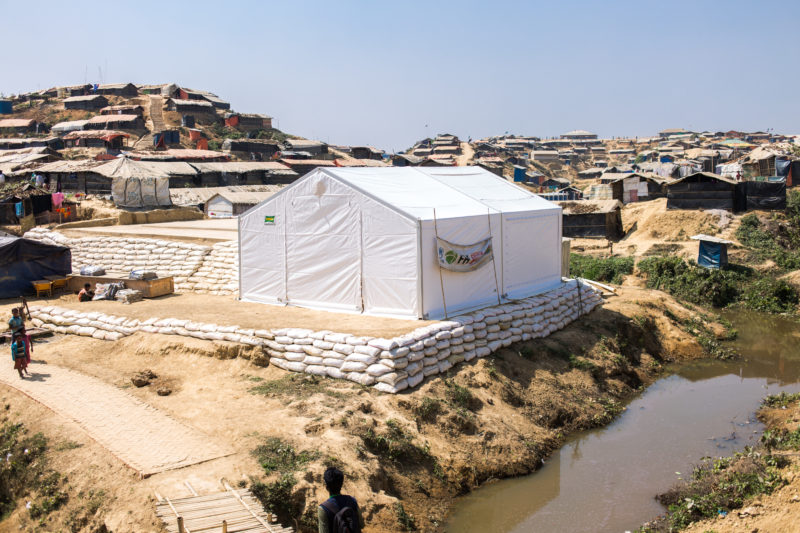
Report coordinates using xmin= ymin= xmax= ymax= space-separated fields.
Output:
xmin=570 ymin=254 xmax=634 ymax=284
xmin=251 ymin=437 xmax=318 ymax=474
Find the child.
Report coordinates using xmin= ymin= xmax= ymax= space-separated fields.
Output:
xmin=11 ymin=333 xmax=29 ymax=378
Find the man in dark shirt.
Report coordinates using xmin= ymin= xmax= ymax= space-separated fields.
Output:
xmin=318 ymin=467 xmax=364 ymax=533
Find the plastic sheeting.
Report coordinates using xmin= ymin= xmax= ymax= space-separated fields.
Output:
xmin=239 ymin=166 xmax=563 ymax=319
xmin=745 ymin=181 xmax=786 ymax=210
xmin=0 ymin=234 xmax=71 ymax=298
xmin=111 ymin=177 xmax=172 ymax=207
xmin=697 ymin=240 xmax=727 ymax=269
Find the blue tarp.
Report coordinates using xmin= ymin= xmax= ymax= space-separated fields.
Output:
xmin=0 ymin=234 xmax=71 ymax=298
xmin=698 ymin=240 xmax=727 ymax=269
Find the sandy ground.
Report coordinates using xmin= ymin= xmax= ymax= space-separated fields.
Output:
xmin=455 ymin=142 xmax=474 ymax=166
xmin=62 ymin=218 xmax=239 ymax=243
xmin=2 ymin=292 xmax=433 ymax=339
xmin=0 ymin=285 xmax=719 ymax=532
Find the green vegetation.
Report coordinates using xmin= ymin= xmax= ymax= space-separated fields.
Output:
xmin=761 ymin=427 xmax=800 ymax=451
xmin=360 ymin=419 xmax=435 ymax=465
xmin=762 ymin=391 xmax=800 ymax=408
xmin=395 ymin=502 xmax=418 ymax=531
xmin=568 ymin=354 xmax=597 ymax=372
xmin=443 ymin=379 xmax=478 ymax=411
xmin=638 ymin=256 xmax=798 ymax=313
xmin=250 ymin=474 xmax=298 ymax=525
xmin=251 ymin=437 xmax=319 ymax=474
xmin=413 ymin=397 xmax=442 ymax=422
xmin=639 ymin=450 xmax=786 ymax=532
xmin=735 ymin=190 xmax=800 ymax=270
xmin=570 ymin=254 xmax=634 ymax=284
xmin=250 ymin=373 xmax=346 ymax=400
xmin=0 ymin=423 xmax=68 ymax=520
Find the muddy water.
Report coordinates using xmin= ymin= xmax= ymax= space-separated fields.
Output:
xmin=446 ymin=311 xmax=800 ymax=533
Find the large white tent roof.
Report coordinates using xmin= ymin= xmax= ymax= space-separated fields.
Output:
xmin=308 ymin=166 xmax=558 ymax=220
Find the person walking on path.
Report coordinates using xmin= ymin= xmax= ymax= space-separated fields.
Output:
xmin=11 ymin=333 xmax=29 ymax=378
xmin=318 ymin=467 xmax=364 ymax=533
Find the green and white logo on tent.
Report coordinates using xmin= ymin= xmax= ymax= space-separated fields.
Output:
xmin=264 ymin=215 xmax=275 ymax=225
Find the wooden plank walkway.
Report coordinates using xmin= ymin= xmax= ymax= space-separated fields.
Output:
xmin=156 ymin=486 xmax=293 ymax=533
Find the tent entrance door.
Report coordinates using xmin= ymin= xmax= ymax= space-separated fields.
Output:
xmin=285 ymin=195 xmax=362 ymax=311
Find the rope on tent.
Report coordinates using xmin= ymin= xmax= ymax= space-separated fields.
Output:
xmin=432 ymin=208 xmax=449 ymax=319
xmin=487 ymin=209 xmax=502 ymax=306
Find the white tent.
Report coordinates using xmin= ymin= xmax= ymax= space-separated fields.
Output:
xmin=238 ymin=166 xmax=562 ymax=319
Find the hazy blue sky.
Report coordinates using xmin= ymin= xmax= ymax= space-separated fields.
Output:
xmin=2 ymin=0 xmax=798 ymax=150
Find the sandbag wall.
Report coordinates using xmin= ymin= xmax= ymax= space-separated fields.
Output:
xmin=28 ymin=279 xmax=603 ymax=394
xmin=22 ymin=228 xmax=238 ymax=296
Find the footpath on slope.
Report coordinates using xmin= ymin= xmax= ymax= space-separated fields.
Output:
xmin=0 ymin=359 xmax=233 ymax=476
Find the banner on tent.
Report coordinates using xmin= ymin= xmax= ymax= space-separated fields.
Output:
xmin=436 ymin=236 xmax=493 ymax=272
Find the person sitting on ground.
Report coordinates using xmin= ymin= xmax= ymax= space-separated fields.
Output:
xmin=11 ymin=333 xmax=29 ymax=378
xmin=8 ymin=307 xmax=24 ymax=335
xmin=78 ymin=283 xmax=94 ymax=302
xmin=318 ymin=467 xmax=364 ymax=533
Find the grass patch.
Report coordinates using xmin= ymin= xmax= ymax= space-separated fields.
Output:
xmin=251 ymin=437 xmax=319 ymax=474
xmin=568 ymin=354 xmax=597 ymax=372
xmin=736 ymin=211 xmax=800 ymax=270
xmin=762 ymin=391 xmax=800 ymax=408
xmin=443 ymin=379 xmax=478 ymax=411
xmin=570 ymin=254 xmax=634 ymax=284
xmin=637 ymin=256 xmax=798 ymax=314
xmin=395 ymin=502 xmax=418 ymax=531
xmin=761 ymin=428 xmax=800 ymax=451
xmin=250 ymin=474 xmax=298 ymax=526
xmin=413 ymin=397 xmax=442 ymax=422
xmin=250 ymin=373 xmax=345 ymax=400
xmin=639 ymin=450 xmax=786 ymax=532
xmin=0 ymin=423 xmax=68 ymax=520
xmin=360 ymin=419 xmax=437 ymax=470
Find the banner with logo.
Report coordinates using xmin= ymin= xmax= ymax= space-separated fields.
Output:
xmin=436 ymin=236 xmax=493 ymax=272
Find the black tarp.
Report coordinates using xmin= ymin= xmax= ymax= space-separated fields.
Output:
xmin=745 ymin=181 xmax=786 ymax=210
xmin=0 ymin=234 xmax=71 ymax=298
xmin=776 ymin=159 xmax=791 ymax=178
xmin=562 ymin=212 xmax=623 ymax=239
xmin=666 ymin=175 xmax=735 ymax=210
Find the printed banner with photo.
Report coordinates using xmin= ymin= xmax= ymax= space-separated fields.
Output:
xmin=436 ymin=236 xmax=493 ymax=272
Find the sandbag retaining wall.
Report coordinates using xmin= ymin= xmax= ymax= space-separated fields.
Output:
xmin=23 ymin=228 xmax=238 ymax=296
xmin=28 ymin=279 xmax=603 ymax=394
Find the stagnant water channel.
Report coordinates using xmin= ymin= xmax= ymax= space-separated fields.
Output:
xmin=446 ymin=311 xmax=800 ymax=532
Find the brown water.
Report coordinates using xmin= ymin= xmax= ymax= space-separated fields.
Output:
xmin=446 ymin=311 xmax=800 ymax=533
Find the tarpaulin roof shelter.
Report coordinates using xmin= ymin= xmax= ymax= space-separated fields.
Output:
xmin=94 ymin=158 xmax=185 ymax=207
xmin=0 ymin=233 xmax=71 ymax=298
xmin=238 ymin=166 xmax=563 ymax=319
xmin=666 ymin=172 xmax=737 ymax=210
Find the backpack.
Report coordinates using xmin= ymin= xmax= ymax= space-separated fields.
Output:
xmin=321 ymin=497 xmax=361 ymax=533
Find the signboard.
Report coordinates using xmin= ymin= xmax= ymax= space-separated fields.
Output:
xmin=436 ymin=236 xmax=493 ymax=272
xmin=264 ymin=215 xmax=275 ymax=225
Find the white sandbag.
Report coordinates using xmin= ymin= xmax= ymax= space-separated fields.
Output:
xmin=424 ymin=347 xmax=438 ymax=357
xmin=422 ymin=365 xmax=440 ymax=377
xmin=285 ymin=345 xmax=305 ymax=353
xmin=382 ymin=357 xmax=408 ymax=370
xmin=254 ymin=330 xmax=274 ymax=339
xmin=463 ymin=349 xmax=477 ymax=361
xmin=423 ymin=337 xmax=437 ymax=347
xmin=286 ymin=328 xmax=313 ymax=339
xmin=409 ymin=341 xmax=425 ymax=352
xmin=306 ymin=365 xmax=328 ymax=377
xmin=436 ymin=349 xmax=451 ymax=360
xmin=448 ymin=353 xmax=465 ymax=365
xmin=280 ymin=360 xmax=308 ymax=373
xmin=366 ymin=364 xmax=392 ymax=377
xmin=264 ymin=340 xmax=285 ymax=352
xmin=323 ymin=358 xmax=344 ymax=368
xmin=92 ymin=330 xmax=107 ymax=340
xmin=309 ymin=330 xmax=332 ymax=340
xmin=303 ymin=355 xmax=324 ymax=365
xmin=373 ymin=381 xmax=408 ymax=394
xmin=312 ymin=366 xmax=339 ymax=380
xmin=347 ymin=372 xmax=375 ymax=386
xmin=302 ymin=345 xmax=323 ymax=357
xmin=274 ymin=336 xmax=294 ymax=344
xmin=368 ymin=338 xmax=397 ymax=351
xmin=407 ymin=350 xmax=425 ymax=362
xmin=422 ymin=356 xmax=438 ymax=367
xmin=333 ymin=343 xmax=355 ymax=355
xmin=284 ymin=351 xmax=306 ymax=362
xmin=341 ymin=361 xmax=368 ymax=373
xmin=77 ymin=326 xmax=96 ymax=336
xmin=435 ymin=330 xmax=451 ymax=341
xmin=313 ymin=340 xmax=335 ymax=350
xmin=240 ymin=335 xmax=263 ymax=346
xmin=106 ymin=331 xmax=123 ymax=341
xmin=405 ymin=361 xmax=422 ymax=376
xmin=324 ymin=333 xmax=348 ymax=344
xmin=407 ymin=372 xmax=424 ymax=388
xmin=354 ymin=345 xmax=380 ymax=357
xmin=450 ymin=345 xmax=464 ymax=355
xmin=345 ymin=353 xmax=377 ymax=365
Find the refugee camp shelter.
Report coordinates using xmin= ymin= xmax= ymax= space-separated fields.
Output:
xmin=63 ymin=94 xmax=108 ymax=110
xmin=93 ymin=158 xmax=180 ymax=207
xmin=666 ymin=172 xmax=737 ymax=210
xmin=690 ymin=234 xmax=732 ymax=269
xmin=0 ymin=232 xmax=71 ymax=298
xmin=239 ymin=166 xmax=563 ymax=319
xmin=205 ymin=190 xmax=277 ymax=218
xmin=557 ymin=200 xmax=623 ymax=239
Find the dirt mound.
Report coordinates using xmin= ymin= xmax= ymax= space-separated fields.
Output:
xmin=622 ymin=198 xmax=722 ymax=241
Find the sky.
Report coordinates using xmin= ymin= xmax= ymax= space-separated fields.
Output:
xmin=2 ymin=0 xmax=798 ymax=151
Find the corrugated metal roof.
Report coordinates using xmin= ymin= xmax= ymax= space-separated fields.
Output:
xmin=557 ymin=200 xmax=621 ymax=214
xmin=93 ymin=158 xmax=198 ymax=179
xmin=63 ymin=129 xmax=130 ymax=140
xmin=170 ymin=185 xmax=285 ymax=205
xmin=63 ymin=95 xmax=106 ymax=102
xmin=189 ymin=162 xmax=293 ymax=173
xmin=86 ymin=114 xmax=140 ymax=125
xmin=0 ymin=119 xmax=35 ymax=128
xmin=51 ymin=119 xmax=90 ymax=132
xmin=35 ymin=159 xmax=105 ymax=173
xmin=207 ymin=190 xmax=278 ymax=204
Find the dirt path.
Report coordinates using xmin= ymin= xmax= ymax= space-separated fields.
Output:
xmin=455 ymin=141 xmax=474 ymax=166
xmin=0 ymin=359 xmax=232 ymax=476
